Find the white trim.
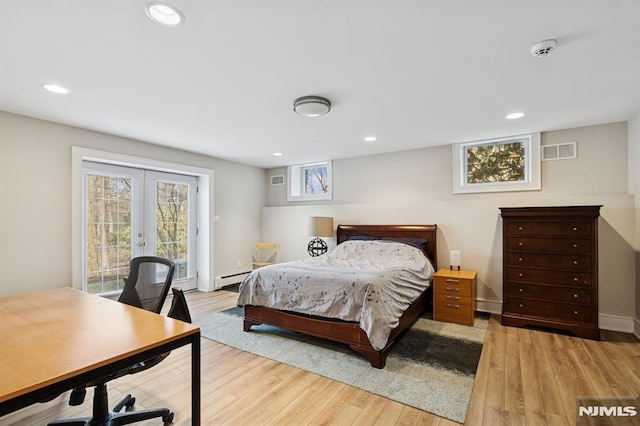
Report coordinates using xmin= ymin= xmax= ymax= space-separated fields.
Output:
xmin=453 ymin=133 xmax=541 ymax=194
xmin=476 ymin=298 xmax=502 ymax=315
xmin=598 ymin=313 xmax=636 ymax=333
xmin=72 ymin=146 xmax=216 ymax=292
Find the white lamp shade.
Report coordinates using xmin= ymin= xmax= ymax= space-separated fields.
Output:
xmin=304 ymin=216 xmax=334 ymax=237
xmin=450 ymin=250 xmax=461 ymax=267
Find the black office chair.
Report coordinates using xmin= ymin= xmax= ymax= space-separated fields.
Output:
xmin=49 ymin=256 xmax=182 ymax=426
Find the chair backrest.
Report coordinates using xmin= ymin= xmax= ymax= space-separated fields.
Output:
xmin=118 ymin=256 xmax=175 ymax=314
xmin=252 ymin=242 xmax=277 ymax=268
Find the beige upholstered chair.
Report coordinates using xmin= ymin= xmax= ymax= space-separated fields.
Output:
xmin=252 ymin=242 xmax=277 ymax=269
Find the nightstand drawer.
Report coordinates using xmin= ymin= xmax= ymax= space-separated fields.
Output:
xmin=434 ymin=292 xmax=472 ymax=306
xmin=433 ymin=299 xmax=474 ymax=325
xmin=433 ymin=277 xmax=473 ymax=297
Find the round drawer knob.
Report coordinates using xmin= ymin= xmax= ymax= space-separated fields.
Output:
xmin=573 ymin=227 xmax=578 ymax=231
xmin=573 ymin=277 xmax=579 ymax=282
xmin=574 ymin=310 xmax=579 ymax=315
xmin=518 ymin=226 xmax=523 ymax=231
xmin=573 ymin=243 xmax=578 ymax=248
xmin=518 ymin=257 xmax=523 ymax=262
xmin=573 ymin=260 xmax=578 ymax=265
xmin=573 ymin=294 xmax=579 ymax=298
xmin=519 ymin=288 xmax=523 ymax=292
xmin=519 ymin=304 xmax=524 ymax=308
xmin=518 ymin=242 xmax=523 ymax=246
xmin=518 ymin=273 xmax=523 ymax=277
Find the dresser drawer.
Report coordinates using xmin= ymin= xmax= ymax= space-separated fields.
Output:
xmin=433 ymin=277 xmax=473 ymax=297
xmin=505 ymin=283 xmax=592 ymax=304
xmin=506 ymin=252 xmax=593 ymax=271
xmin=505 ymin=298 xmax=594 ymax=322
xmin=506 ymin=222 xmax=593 ymax=238
xmin=506 ymin=268 xmax=592 ymax=287
xmin=506 ymin=237 xmax=592 ymax=254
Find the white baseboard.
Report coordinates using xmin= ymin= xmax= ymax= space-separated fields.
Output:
xmin=599 ymin=313 xmax=636 ymax=333
xmin=476 ymin=298 xmax=502 ymax=315
xmin=474 ymin=300 xmax=638 ymax=336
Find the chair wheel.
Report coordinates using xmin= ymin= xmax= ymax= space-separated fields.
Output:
xmin=163 ymin=411 xmax=174 ymax=424
xmin=126 ymin=397 xmax=136 ymax=408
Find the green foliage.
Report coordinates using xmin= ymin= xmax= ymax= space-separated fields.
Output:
xmin=466 ymin=141 xmax=525 ymax=184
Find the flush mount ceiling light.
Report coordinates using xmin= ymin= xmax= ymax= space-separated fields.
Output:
xmin=364 ymin=136 xmax=377 ymax=143
xmin=42 ymin=83 xmax=70 ymax=94
xmin=293 ymin=96 xmax=331 ymax=117
xmin=145 ymin=2 xmax=184 ymax=26
xmin=531 ymin=39 xmax=557 ymax=57
xmin=505 ymin=112 xmax=525 ymax=119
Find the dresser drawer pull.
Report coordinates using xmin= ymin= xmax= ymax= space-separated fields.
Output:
xmin=518 ymin=273 xmax=523 ymax=277
xmin=518 ymin=257 xmax=523 ymax=262
xmin=574 ymin=310 xmax=579 ymax=315
xmin=446 ymin=304 xmax=460 ymax=309
xmin=573 ymin=294 xmax=579 ymax=298
xmin=519 ymin=303 xmax=524 ymax=308
xmin=518 ymin=288 xmax=524 ymax=292
xmin=445 ymin=287 xmax=460 ymax=292
xmin=518 ymin=226 xmax=523 ymax=231
xmin=446 ymin=296 xmax=460 ymax=300
xmin=573 ymin=227 xmax=578 ymax=231
xmin=573 ymin=277 xmax=579 ymax=282
xmin=518 ymin=242 xmax=523 ymax=246
xmin=445 ymin=279 xmax=459 ymax=283
xmin=573 ymin=243 xmax=578 ymax=248
xmin=573 ymin=260 xmax=578 ymax=265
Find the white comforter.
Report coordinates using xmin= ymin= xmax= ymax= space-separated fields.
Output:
xmin=237 ymin=240 xmax=435 ymax=350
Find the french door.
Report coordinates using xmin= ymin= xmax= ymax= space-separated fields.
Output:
xmin=82 ymin=162 xmax=198 ymax=295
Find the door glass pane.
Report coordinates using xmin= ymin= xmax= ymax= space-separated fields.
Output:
xmin=85 ymin=174 xmax=132 ymax=294
xmin=155 ymin=181 xmax=189 ymax=279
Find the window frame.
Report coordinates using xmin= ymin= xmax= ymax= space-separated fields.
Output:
xmin=287 ymin=160 xmax=333 ymax=202
xmin=452 ymin=133 xmax=541 ymax=194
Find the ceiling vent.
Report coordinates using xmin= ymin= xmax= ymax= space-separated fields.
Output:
xmin=531 ymin=39 xmax=557 ymax=57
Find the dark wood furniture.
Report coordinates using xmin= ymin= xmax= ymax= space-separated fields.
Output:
xmin=243 ymin=224 xmax=438 ymax=368
xmin=433 ymin=268 xmax=477 ymax=326
xmin=500 ymin=206 xmax=601 ymax=340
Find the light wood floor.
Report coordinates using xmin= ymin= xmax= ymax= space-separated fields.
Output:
xmin=2 ymin=289 xmax=639 ymax=426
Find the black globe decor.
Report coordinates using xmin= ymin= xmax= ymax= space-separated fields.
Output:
xmin=307 ymin=237 xmax=328 ymax=256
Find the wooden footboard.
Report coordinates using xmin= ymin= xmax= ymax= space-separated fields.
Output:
xmin=243 ymin=288 xmax=431 ymax=368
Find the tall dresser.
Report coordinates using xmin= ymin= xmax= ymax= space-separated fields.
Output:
xmin=499 ymin=205 xmax=602 ymax=340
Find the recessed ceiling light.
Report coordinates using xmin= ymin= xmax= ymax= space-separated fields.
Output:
xmin=364 ymin=136 xmax=377 ymax=142
xmin=42 ymin=83 xmax=70 ymax=94
xmin=145 ymin=2 xmax=184 ymax=26
xmin=273 ymin=152 xmax=283 ymax=157
xmin=505 ymin=112 xmax=525 ymax=120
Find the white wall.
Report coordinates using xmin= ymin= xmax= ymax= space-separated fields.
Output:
xmin=0 ymin=111 xmax=265 ymax=297
xmin=264 ymin=122 xmax=636 ymax=328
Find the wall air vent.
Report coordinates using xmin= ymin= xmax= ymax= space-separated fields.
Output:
xmin=271 ymin=175 xmax=285 ymax=185
xmin=542 ymin=142 xmax=577 ymax=161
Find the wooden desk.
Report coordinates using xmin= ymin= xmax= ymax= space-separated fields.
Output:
xmin=0 ymin=287 xmax=201 ymax=424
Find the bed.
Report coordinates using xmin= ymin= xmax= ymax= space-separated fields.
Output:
xmin=238 ymin=224 xmax=438 ymax=368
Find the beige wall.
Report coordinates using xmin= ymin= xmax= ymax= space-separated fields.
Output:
xmin=0 ymin=111 xmax=265 ymax=297
xmin=264 ymin=122 xmax=636 ymax=329
xmin=628 ymin=112 xmax=640 ymax=333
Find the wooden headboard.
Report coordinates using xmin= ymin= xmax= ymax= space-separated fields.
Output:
xmin=336 ymin=224 xmax=438 ymax=269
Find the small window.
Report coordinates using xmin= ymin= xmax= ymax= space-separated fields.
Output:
xmin=453 ymin=133 xmax=541 ymax=194
xmin=287 ymin=160 xmax=332 ymax=202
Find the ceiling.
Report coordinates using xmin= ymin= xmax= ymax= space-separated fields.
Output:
xmin=2 ymin=1 xmax=639 ymax=169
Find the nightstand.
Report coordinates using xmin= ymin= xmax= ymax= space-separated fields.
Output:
xmin=433 ymin=268 xmax=477 ymax=326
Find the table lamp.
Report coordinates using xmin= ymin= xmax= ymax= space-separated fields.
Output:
xmin=304 ymin=216 xmax=334 ymax=256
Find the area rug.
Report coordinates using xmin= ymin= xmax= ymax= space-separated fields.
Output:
xmin=196 ymin=307 xmax=488 ymax=423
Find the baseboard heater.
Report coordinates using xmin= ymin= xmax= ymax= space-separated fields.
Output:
xmin=215 ymin=271 xmax=251 ymax=289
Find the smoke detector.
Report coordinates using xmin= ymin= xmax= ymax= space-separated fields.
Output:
xmin=531 ymin=39 xmax=557 ymax=57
